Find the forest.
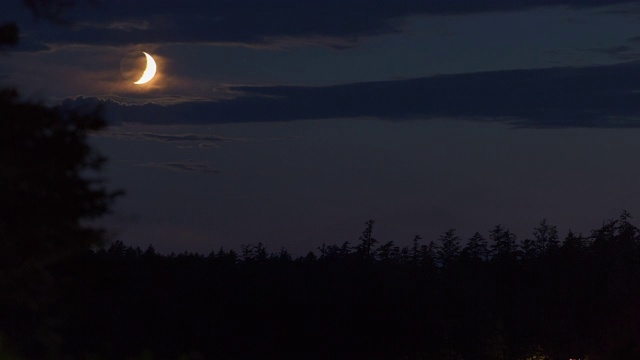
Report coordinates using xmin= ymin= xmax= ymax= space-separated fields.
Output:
xmin=3 ymin=214 xmax=640 ymax=359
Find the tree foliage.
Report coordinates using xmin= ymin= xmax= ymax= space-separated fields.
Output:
xmin=0 ymin=11 xmax=120 ymax=357
xmin=1 ymin=89 xmax=118 ymax=266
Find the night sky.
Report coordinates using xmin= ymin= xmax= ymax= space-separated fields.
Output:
xmin=3 ymin=0 xmax=640 ymax=254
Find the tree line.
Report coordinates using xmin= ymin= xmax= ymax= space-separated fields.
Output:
xmin=4 ymin=213 xmax=640 ymax=359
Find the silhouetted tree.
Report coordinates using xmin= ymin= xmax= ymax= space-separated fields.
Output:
xmin=410 ymin=235 xmax=421 ymax=264
xmin=532 ymin=218 xmax=559 ymax=255
xmin=340 ymin=241 xmax=352 ymax=256
xmin=0 ymin=9 xmax=120 ymax=357
xmin=591 ymin=218 xmax=617 ymax=246
xmin=616 ymin=210 xmax=638 ymax=245
xmin=240 ymin=242 xmax=269 ymax=263
xmin=436 ymin=228 xmax=460 ymax=268
xmin=143 ymin=244 xmax=157 ymax=257
xmin=317 ymin=243 xmax=338 ymax=258
xmin=419 ymin=240 xmax=437 ymax=270
xmin=489 ymin=225 xmax=518 ymax=260
xmin=375 ymin=241 xmax=396 ymax=262
xmin=520 ymin=237 xmax=537 ymax=260
xmin=561 ymin=230 xmax=586 ymax=254
xmin=272 ymin=247 xmax=293 ymax=263
xmin=356 ymin=219 xmax=377 ymax=258
xmin=461 ymin=232 xmax=488 ymax=262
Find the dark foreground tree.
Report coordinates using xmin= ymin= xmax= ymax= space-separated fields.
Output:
xmin=1 ymin=87 xmax=118 ymax=264
xmin=0 ymin=16 xmax=120 ymax=358
xmin=0 ymin=88 xmax=120 ymax=358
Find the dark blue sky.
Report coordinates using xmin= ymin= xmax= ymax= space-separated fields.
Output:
xmin=3 ymin=0 xmax=640 ymax=253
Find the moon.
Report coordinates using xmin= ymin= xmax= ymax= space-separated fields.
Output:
xmin=134 ymin=52 xmax=157 ymax=85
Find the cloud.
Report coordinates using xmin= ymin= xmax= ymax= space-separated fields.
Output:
xmin=587 ymin=44 xmax=640 ymax=61
xmin=12 ymin=0 xmax=640 ymax=50
xmin=103 ymin=131 xmax=242 ymax=144
xmin=77 ymin=20 xmax=151 ymax=32
xmin=98 ymin=129 xmax=248 ymax=149
xmin=63 ymin=60 xmax=640 ymax=128
xmin=138 ymin=160 xmax=219 ymax=174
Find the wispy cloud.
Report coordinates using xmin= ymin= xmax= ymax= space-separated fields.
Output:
xmin=138 ymin=160 xmax=219 ymax=174
xmin=587 ymin=44 xmax=640 ymax=61
xmin=104 ymin=131 xmax=238 ymax=142
xmin=75 ymin=20 xmax=151 ymax=32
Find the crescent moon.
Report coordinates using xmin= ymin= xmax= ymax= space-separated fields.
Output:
xmin=134 ymin=52 xmax=157 ymax=85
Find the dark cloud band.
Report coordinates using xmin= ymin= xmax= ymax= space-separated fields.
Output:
xmin=64 ymin=60 xmax=640 ymax=128
xmin=14 ymin=0 xmax=640 ymax=49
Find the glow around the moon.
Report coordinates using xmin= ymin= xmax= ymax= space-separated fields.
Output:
xmin=134 ymin=52 xmax=157 ymax=85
